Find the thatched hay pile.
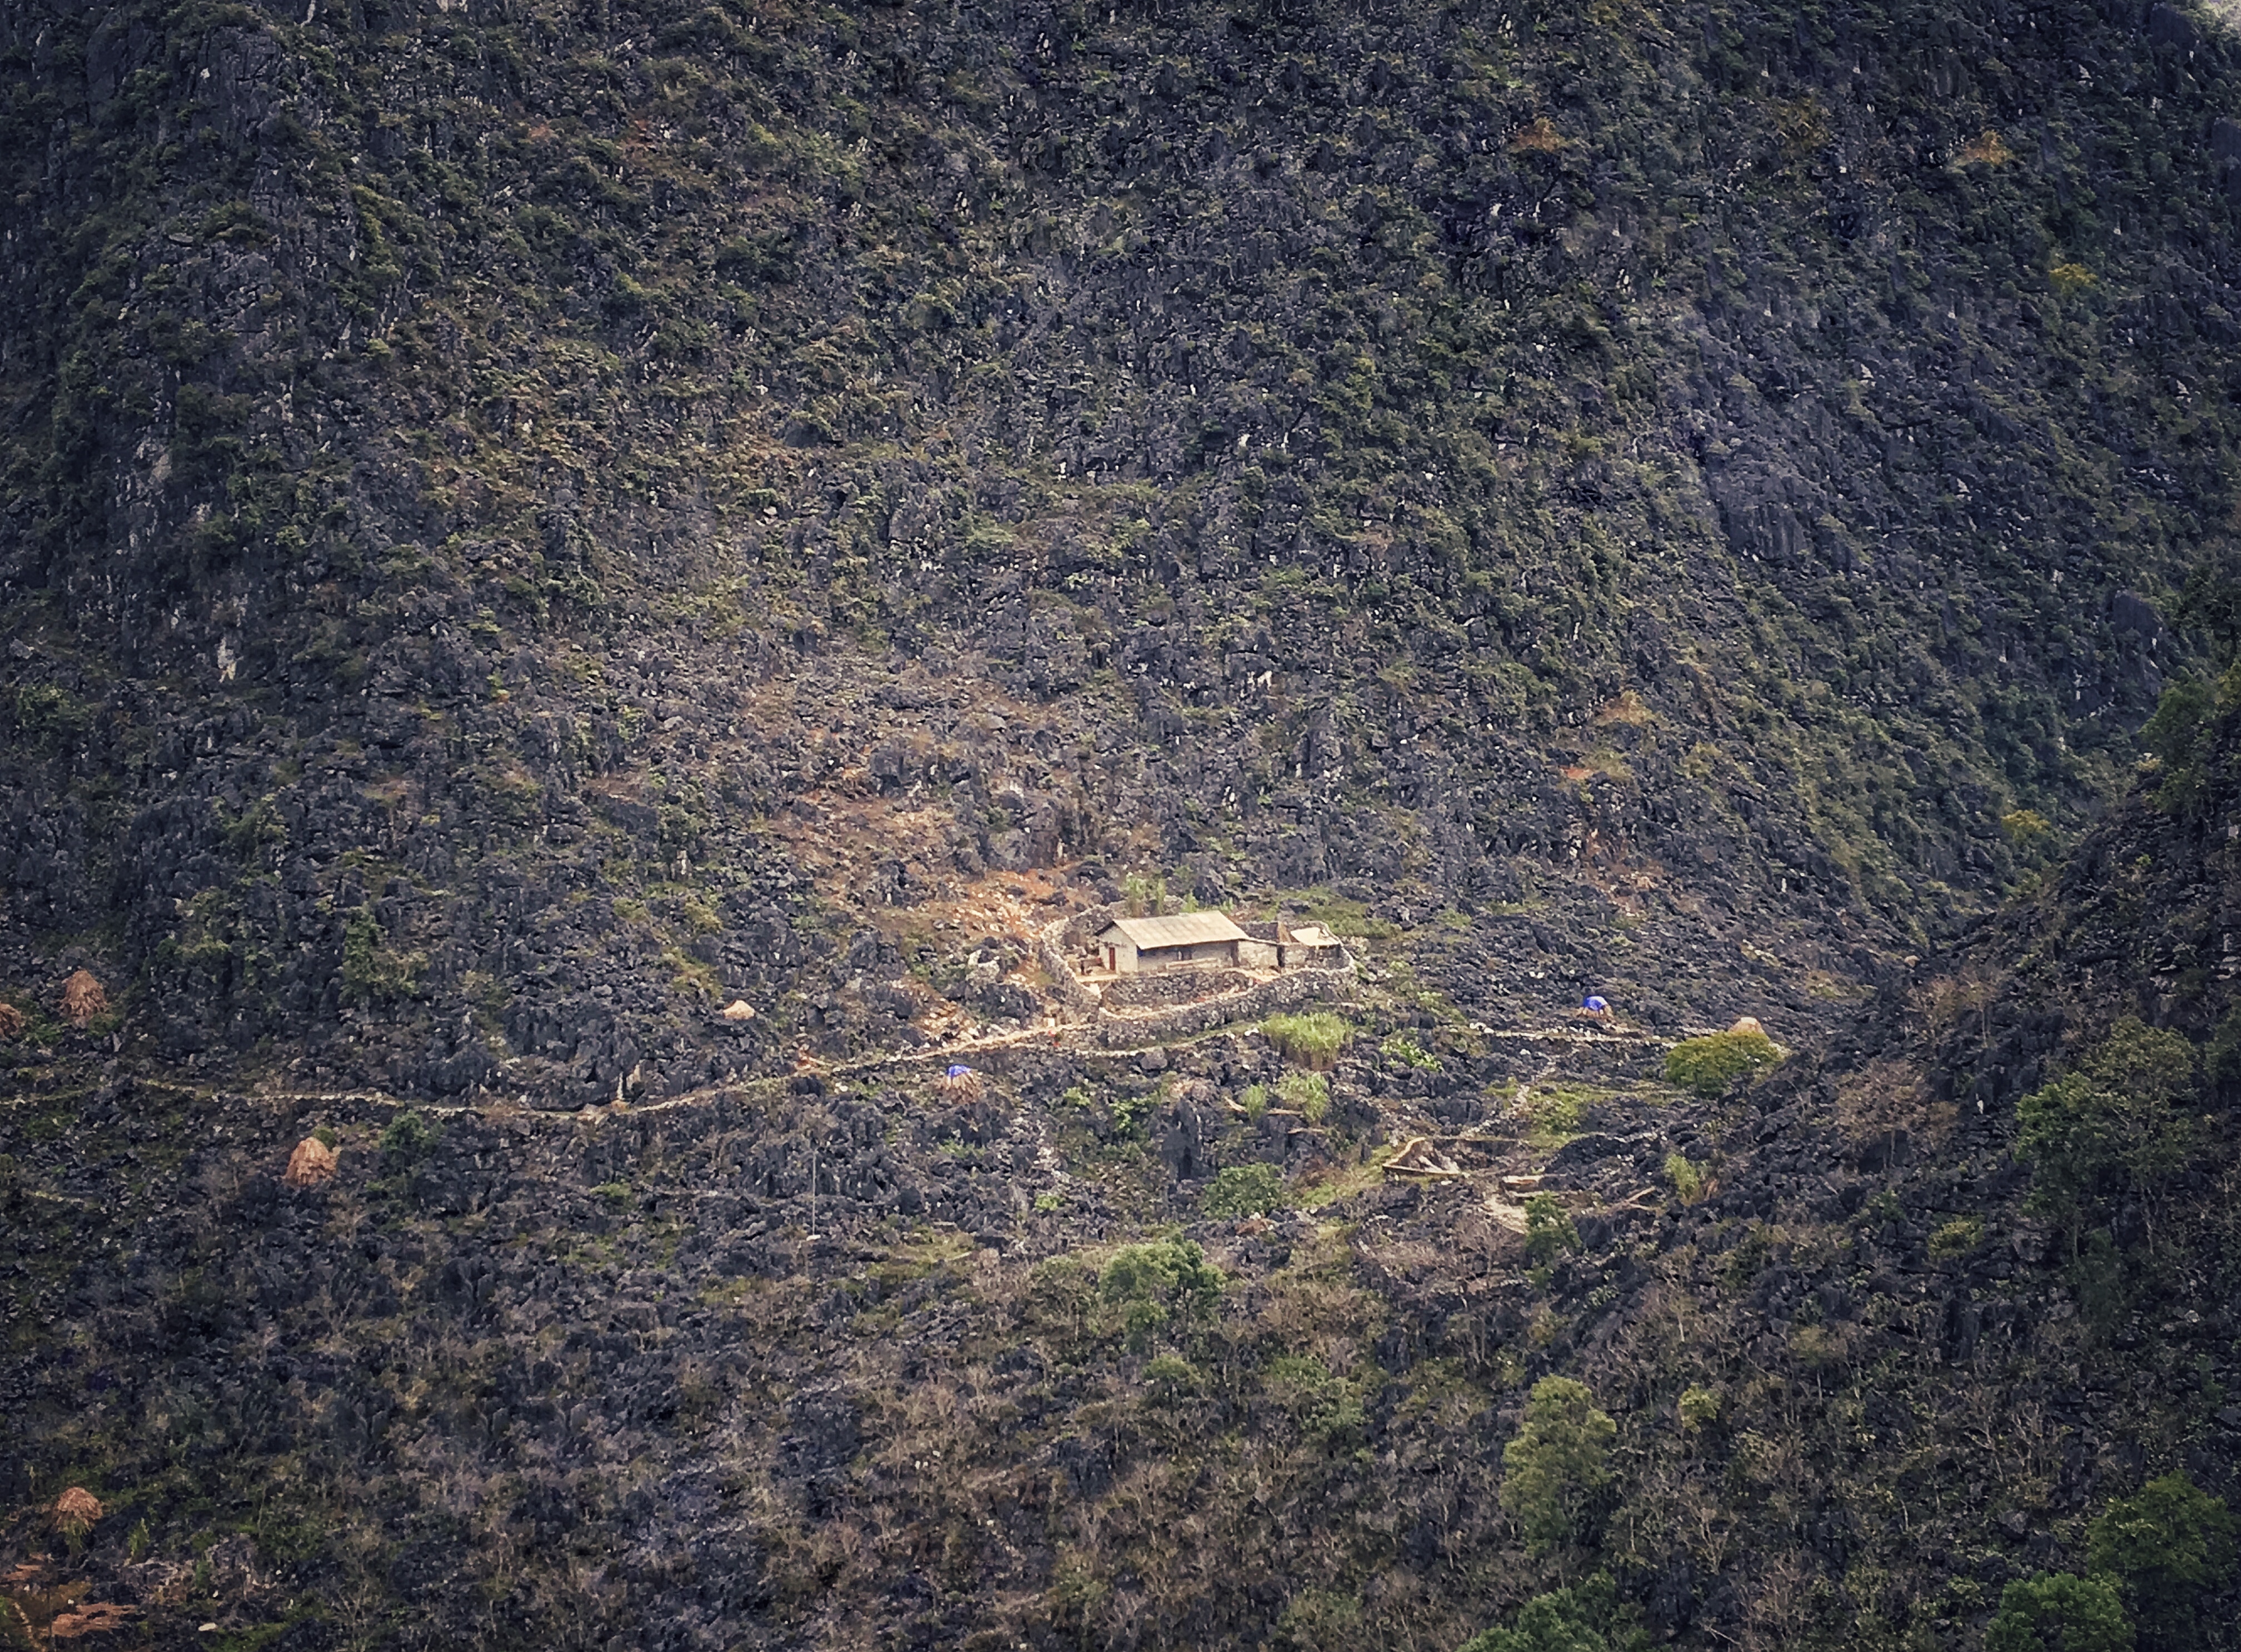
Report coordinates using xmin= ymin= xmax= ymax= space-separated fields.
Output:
xmin=720 ymin=1000 xmax=756 ymax=1022
xmin=283 ymin=1137 xmax=339 ymax=1187
xmin=59 ymin=970 xmax=107 ymax=1026
xmin=1728 ymin=1015 xmax=1766 ymax=1037
xmin=51 ymin=1488 xmax=102 ymax=1536
xmin=934 ymin=1065 xmax=982 ymax=1101
xmin=0 ymin=1001 xmax=23 ymax=1039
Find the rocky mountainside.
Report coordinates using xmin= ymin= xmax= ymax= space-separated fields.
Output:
xmin=3 ymin=663 xmax=2239 ymax=1652
xmin=4 ymin=0 xmax=2241 ymax=1096
xmin=6 ymin=0 xmax=2241 ymax=1649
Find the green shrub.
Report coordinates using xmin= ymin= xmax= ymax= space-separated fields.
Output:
xmin=1523 ymin=1192 xmax=1579 ymax=1264
xmin=1787 ymin=1322 xmax=1845 ymax=1371
xmin=1264 ymin=1353 xmax=1364 ymax=1447
xmin=1276 ymin=1070 xmax=1329 ymax=1124
xmin=1381 ymin=1031 xmax=1441 ymax=1071
xmin=1928 ymin=1215 xmax=1984 ymax=1258
xmin=1142 ymin=1354 xmax=1199 ymax=1402
xmin=1500 ymin=1376 xmax=1616 ymax=1554
xmin=1241 ymin=1082 xmax=1269 ymax=1121
xmin=341 ymin=905 xmax=381 ymax=1002
xmin=1662 ymin=1030 xmax=1780 ymax=1098
xmin=14 ymin=682 xmax=91 ymax=745
xmin=1676 ymin=1385 xmax=1721 ymax=1433
xmin=1664 ymin=1152 xmax=1705 ymax=1202
xmin=1277 ymin=1590 xmax=1363 ymax=1647
xmin=1204 ymin=1164 xmax=1287 ymax=1219
xmin=1459 ymin=1574 xmax=1625 ymax=1652
xmin=1983 ymin=1573 xmax=2132 ymax=1652
xmin=1121 ymin=872 xmax=1168 ymax=916
xmin=1262 ymin=1012 xmax=1352 ymax=1069
xmin=377 ymin=1109 xmax=438 ymax=1163
xmin=1110 ymin=1087 xmax=1159 ymax=1138
xmin=341 ymin=905 xmax=425 ymax=1004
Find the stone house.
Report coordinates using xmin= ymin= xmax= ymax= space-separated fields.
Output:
xmin=1094 ymin=912 xmax=1251 ymax=974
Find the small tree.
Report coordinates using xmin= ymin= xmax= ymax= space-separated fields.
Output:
xmin=2087 ymin=1472 xmax=2237 ymax=1651
xmin=1523 ymin=1192 xmax=1580 ymax=1264
xmin=1204 ymin=1164 xmax=1287 ymax=1219
xmin=1098 ymin=1239 xmax=1224 ymax=1352
xmin=2018 ymin=1019 xmax=2197 ymax=1252
xmin=379 ymin=1109 xmax=439 ymax=1164
xmin=1983 ymin=1573 xmax=2133 ymax=1652
xmin=1459 ymin=1574 xmax=1622 ymax=1652
xmin=1500 ymin=1377 xmax=1616 ymax=1555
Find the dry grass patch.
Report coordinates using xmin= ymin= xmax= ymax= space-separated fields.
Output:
xmin=1832 ymin=1057 xmax=1956 ymax=1156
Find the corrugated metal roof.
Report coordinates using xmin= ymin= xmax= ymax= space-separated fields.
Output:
xmin=1095 ymin=911 xmax=1249 ymax=949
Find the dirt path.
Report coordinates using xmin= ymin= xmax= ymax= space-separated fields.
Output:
xmin=6 ymin=964 xmax=1718 ymax=1128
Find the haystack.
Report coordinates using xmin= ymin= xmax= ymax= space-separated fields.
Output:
xmin=934 ymin=1064 xmax=982 ymax=1100
xmin=59 ymin=969 xmax=107 ymax=1026
xmin=0 ymin=1001 xmax=23 ymax=1039
xmin=283 ymin=1137 xmax=338 ymax=1187
xmin=1729 ymin=1015 xmax=1766 ymax=1037
xmin=720 ymin=1000 xmax=756 ymax=1022
xmin=51 ymin=1487 xmax=102 ymax=1536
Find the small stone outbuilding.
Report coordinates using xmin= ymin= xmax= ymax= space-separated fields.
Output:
xmin=1278 ymin=924 xmax=1344 ymax=969
xmin=1094 ymin=912 xmax=1251 ymax=974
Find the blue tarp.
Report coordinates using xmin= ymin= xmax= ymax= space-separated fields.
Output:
xmin=1582 ymin=995 xmax=1608 ymax=1012
xmin=944 ymin=1064 xmax=974 ymax=1079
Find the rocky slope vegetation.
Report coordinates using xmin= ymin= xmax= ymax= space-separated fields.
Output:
xmin=7 ymin=0 xmax=2241 ymax=1648
xmin=4 ymin=0 xmax=2241 ymax=1097
xmin=4 ymin=682 xmax=2240 ymax=1651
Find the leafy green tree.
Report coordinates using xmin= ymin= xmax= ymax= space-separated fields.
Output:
xmin=1458 ymin=1574 xmax=1627 ymax=1652
xmin=2142 ymin=676 xmax=2214 ymax=768
xmin=1983 ymin=1573 xmax=2133 ymax=1652
xmin=2087 ymin=1473 xmax=2238 ymax=1650
xmin=1097 ymin=1239 xmax=1224 ymax=1352
xmin=2016 ymin=1018 xmax=2197 ymax=1249
xmin=2138 ymin=656 xmax=2241 ymax=815
xmin=1500 ymin=1378 xmax=1617 ymax=1555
